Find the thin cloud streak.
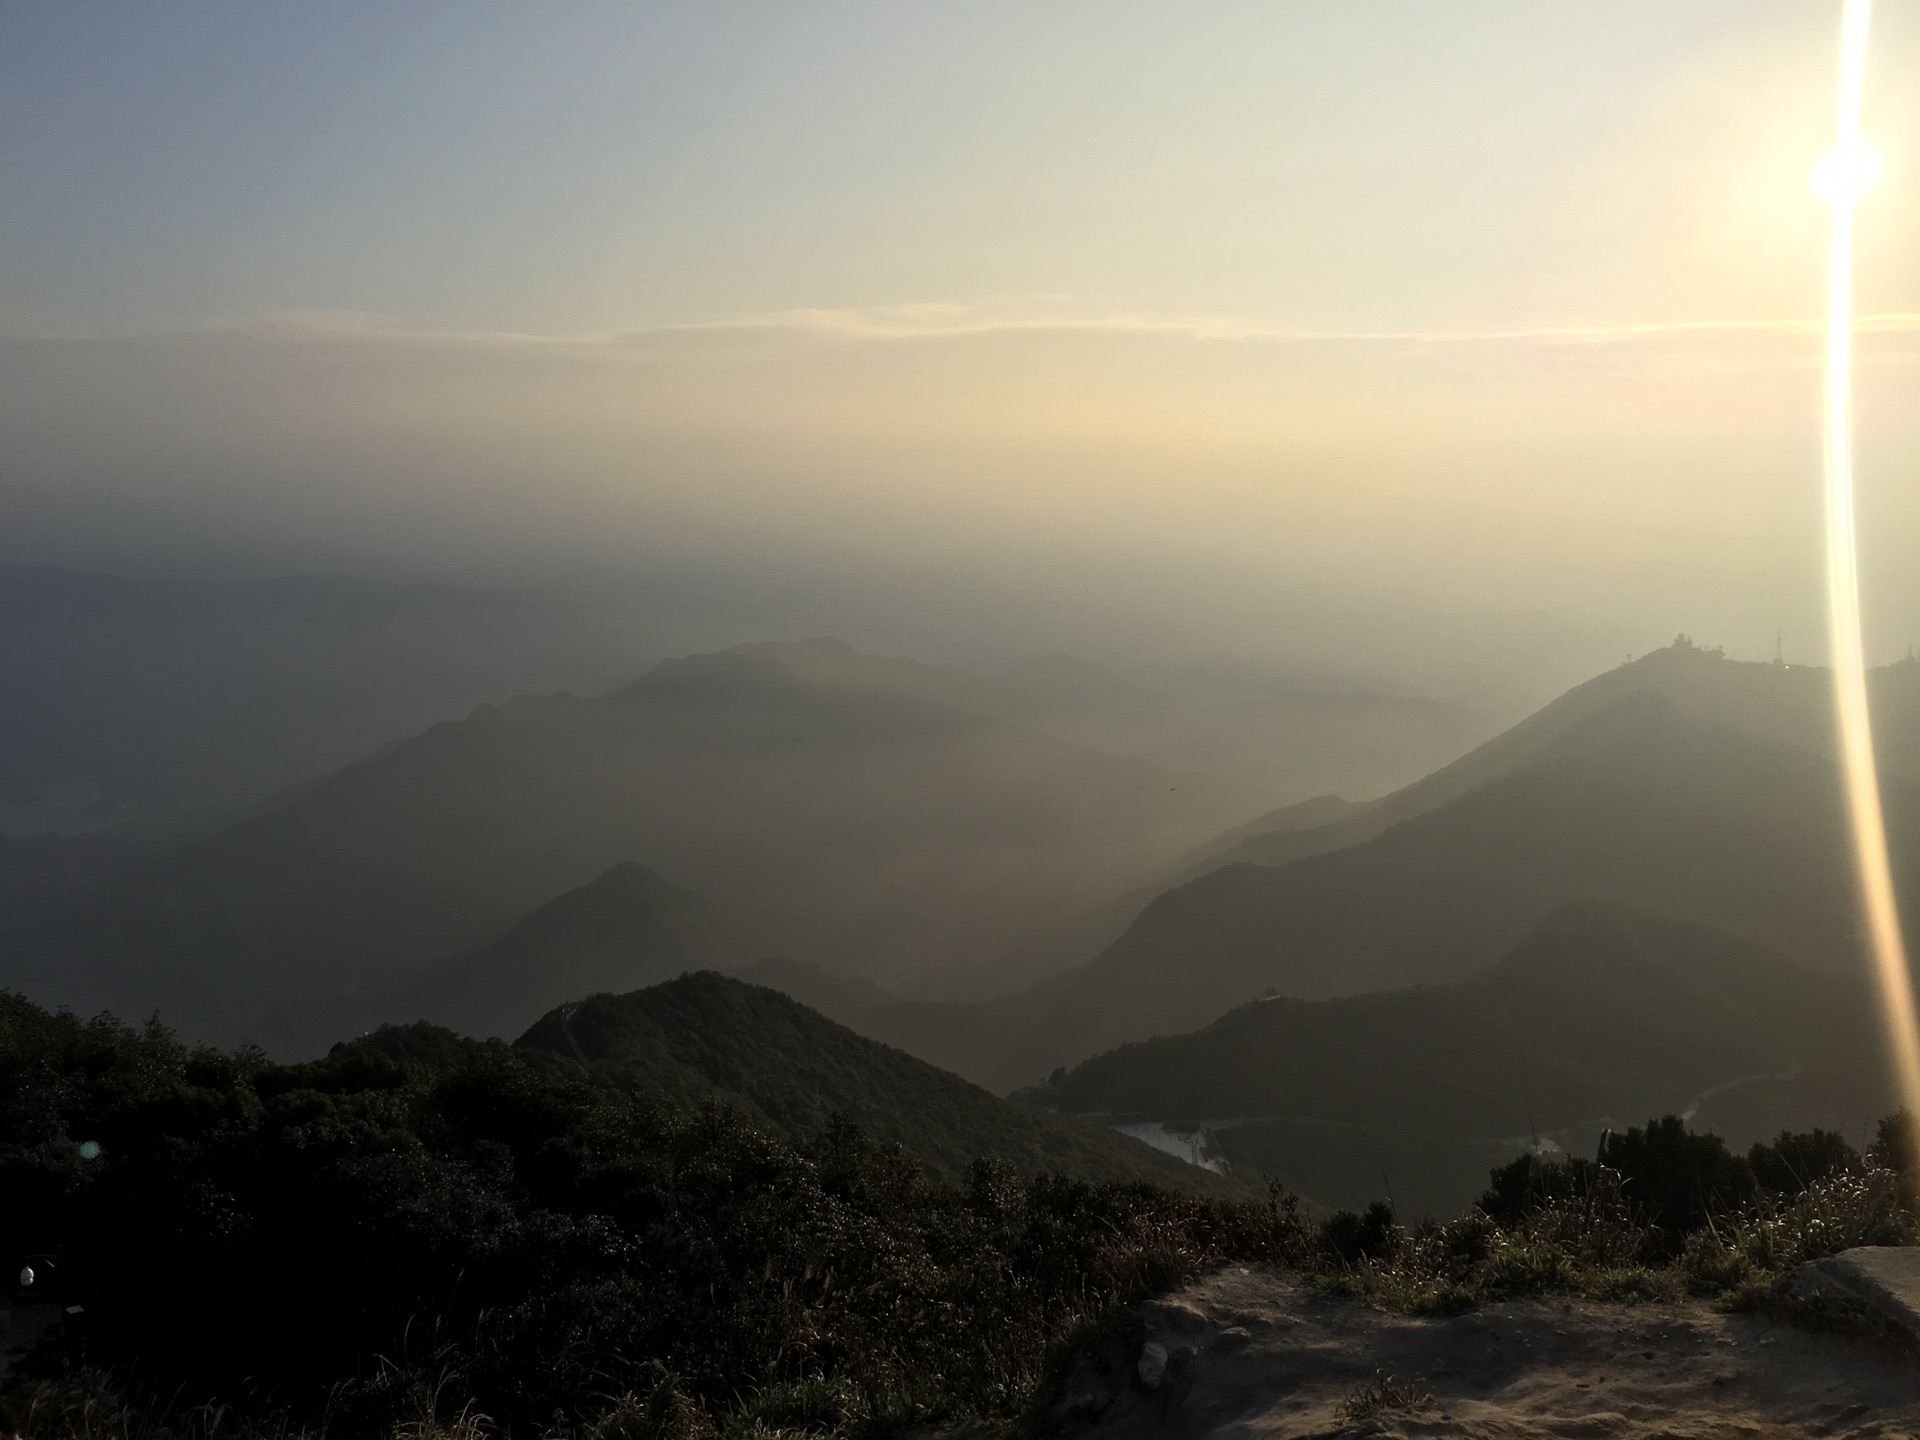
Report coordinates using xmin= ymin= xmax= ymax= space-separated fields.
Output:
xmin=172 ymin=304 xmax=1920 ymax=352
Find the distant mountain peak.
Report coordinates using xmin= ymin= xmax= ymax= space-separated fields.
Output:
xmin=502 ymin=860 xmax=689 ymax=929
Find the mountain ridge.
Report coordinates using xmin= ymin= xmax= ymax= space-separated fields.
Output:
xmin=513 ymin=970 xmax=1248 ymax=1195
xmin=983 ymin=691 xmax=1884 ymax=1080
xmin=814 ymin=686 xmax=1910 ymax=1092
xmin=3 ymin=638 xmax=1261 ymax=1039
xmin=1021 ymin=900 xmax=1886 ymax=1214
xmin=950 ymin=643 xmax=1907 ymax=1002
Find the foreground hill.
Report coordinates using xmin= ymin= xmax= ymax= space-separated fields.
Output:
xmin=0 ymin=988 xmax=1283 ymax=1440
xmin=941 ymin=692 xmax=1911 ymax=1088
xmin=2 ymin=638 xmax=1259 ymax=1039
xmin=4 ymin=982 xmax=1909 ymax=1440
xmin=1021 ymin=902 xmax=1884 ymax=1213
xmin=516 ymin=971 xmax=1242 ymax=1193
xmin=249 ymin=862 xmax=742 ymax=1056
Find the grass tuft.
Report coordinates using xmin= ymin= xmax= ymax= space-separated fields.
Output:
xmin=1336 ymin=1370 xmax=1432 ymax=1423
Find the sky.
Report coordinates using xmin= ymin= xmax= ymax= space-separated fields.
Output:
xmin=5 ymin=1 xmax=1920 ymax=690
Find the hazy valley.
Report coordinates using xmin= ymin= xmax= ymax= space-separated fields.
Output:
xmin=16 ymin=10 xmax=1920 ymax=1435
xmin=9 ymin=600 xmax=1920 ymax=1439
xmin=6 ymin=621 xmax=1915 ymax=1226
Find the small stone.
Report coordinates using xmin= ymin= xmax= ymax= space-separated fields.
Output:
xmin=1215 ymin=1326 xmax=1252 ymax=1349
xmin=1138 ymin=1339 xmax=1169 ymax=1390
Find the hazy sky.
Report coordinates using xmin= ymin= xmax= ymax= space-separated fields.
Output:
xmin=6 ymin=2 xmax=1920 ymax=683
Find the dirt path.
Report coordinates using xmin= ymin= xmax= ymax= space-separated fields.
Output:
xmin=1049 ymin=1268 xmax=1920 ymax=1439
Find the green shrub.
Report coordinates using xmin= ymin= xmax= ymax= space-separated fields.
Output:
xmin=1479 ymin=1153 xmax=1609 ymax=1225
xmin=1869 ymin=1110 xmax=1920 ymax=1187
xmin=5 ymin=995 xmax=1917 ymax=1437
xmin=1748 ymin=1129 xmax=1860 ymax=1196
xmin=1677 ymin=1227 xmax=1754 ymax=1294
xmin=1319 ymin=1201 xmax=1400 ymax=1266
xmin=1324 ymin=1117 xmax=1912 ymax=1313
xmin=1724 ymin=1167 xmax=1914 ymax=1272
xmin=1597 ymin=1116 xmax=1755 ymax=1246
xmin=0 ymin=996 xmax=1297 ymax=1440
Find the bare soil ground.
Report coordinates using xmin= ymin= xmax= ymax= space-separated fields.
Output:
xmin=1049 ymin=1268 xmax=1920 ymax=1439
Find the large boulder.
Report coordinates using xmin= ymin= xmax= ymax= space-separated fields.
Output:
xmin=1775 ymin=1246 xmax=1920 ymax=1338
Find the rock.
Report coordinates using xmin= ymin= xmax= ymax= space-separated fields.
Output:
xmin=1775 ymin=1246 xmax=1920 ymax=1338
xmin=1138 ymin=1339 xmax=1169 ymax=1390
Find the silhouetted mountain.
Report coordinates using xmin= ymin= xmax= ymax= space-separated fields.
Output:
xmin=1022 ymin=902 xmax=1885 ymax=1215
xmin=1196 ymin=641 xmax=1920 ymax=876
xmin=514 ymin=972 xmax=1245 ymax=1193
xmin=941 ymin=643 xmax=1879 ymax=1002
xmin=249 ymin=862 xmax=743 ymax=1056
xmin=0 ymin=561 xmax=1493 ymax=848
xmin=3 ymin=639 xmax=1259 ymax=1039
xmin=856 ymin=688 xmax=1911 ymax=1090
xmin=973 ymin=792 xmax=1376 ymax=1002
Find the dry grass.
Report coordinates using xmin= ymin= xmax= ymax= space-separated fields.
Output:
xmin=1336 ymin=1370 xmax=1433 ymax=1423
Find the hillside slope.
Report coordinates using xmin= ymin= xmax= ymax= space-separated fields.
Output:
xmin=1025 ymin=902 xmax=1884 ymax=1214
xmin=3 ymin=639 xmax=1259 ymax=1039
xmin=971 ymin=642 xmax=1910 ymax=1000
xmin=1195 ymin=641 xmax=1920 ymax=877
xmin=845 ymin=691 xmax=1913 ymax=1091
xmin=515 ymin=972 xmax=1245 ymax=1193
xmin=1004 ymin=696 xmax=1897 ymax=1076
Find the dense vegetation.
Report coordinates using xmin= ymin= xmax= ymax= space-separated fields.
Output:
xmin=0 ymin=996 xmax=1283 ymax=1440
xmin=1 ymin=991 xmax=1914 ymax=1440
xmin=515 ymin=973 xmax=1242 ymax=1192
xmin=1328 ymin=1114 xmax=1917 ymax=1312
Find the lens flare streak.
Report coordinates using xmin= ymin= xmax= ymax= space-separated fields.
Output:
xmin=1819 ymin=0 xmax=1920 ymax=1124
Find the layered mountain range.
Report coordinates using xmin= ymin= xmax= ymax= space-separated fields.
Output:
xmin=5 ymin=629 xmax=1916 ymax=1222
xmin=780 ymin=645 xmax=1920 ymax=1092
xmin=0 ymin=639 xmax=1263 ymax=1037
xmin=1018 ymin=901 xmax=1886 ymax=1214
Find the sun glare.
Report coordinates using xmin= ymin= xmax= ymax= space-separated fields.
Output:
xmin=1815 ymin=0 xmax=1920 ymax=1134
xmin=1814 ymin=136 xmax=1882 ymax=205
